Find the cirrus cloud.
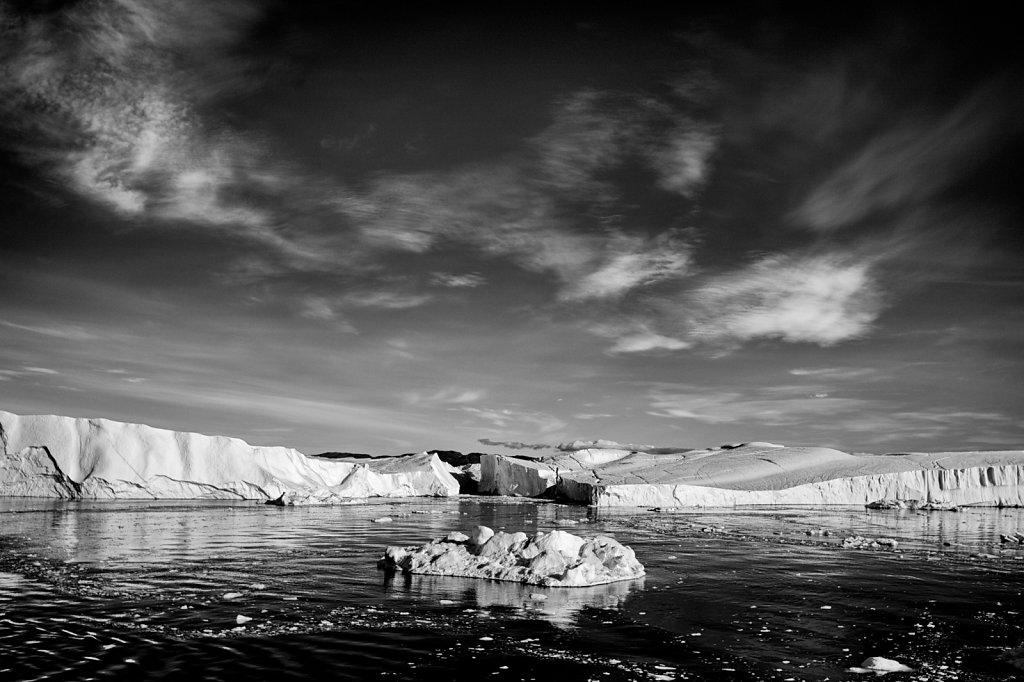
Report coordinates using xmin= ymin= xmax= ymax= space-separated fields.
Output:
xmin=686 ymin=253 xmax=883 ymax=346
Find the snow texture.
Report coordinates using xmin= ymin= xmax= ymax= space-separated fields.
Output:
xmin=0 ymin=411 xmax=458 ymax=501
xmin=481 ymin=443 xmax=1024 ymax=507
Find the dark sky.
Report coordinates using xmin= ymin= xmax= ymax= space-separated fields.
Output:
xmin=1 ymin=1 xmax=1022 ymax=454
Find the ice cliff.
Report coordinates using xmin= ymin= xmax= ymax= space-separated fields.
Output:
xmin=379 ymin=525 xmax=645 ymax=587
xmin=481 ymin=444 xmax=1024 ymax=507
xmin=0 ymin=410 xmax=458 ymax=501
xmin=6 ymin=408 xmax=1021 ymax=508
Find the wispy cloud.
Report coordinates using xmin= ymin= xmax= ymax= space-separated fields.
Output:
xmin=341 ymin=291 xmax=433 ymax=310
xmin=648 ymin=127 xmax=719 ymax=198
xmin=792 ymin=81 xmax=1021 ymax=232
xmin=559 ymin=231 xmax=693 ymax=301
xmin=586 ymin=319 xmax=691 ymax=354
xmin=300 ymin=297 xmax=340 ymax=321
xmin=0 ymin=319 xmax=99 ymax=341
xmin=647 ymin=385 xmax=870 ymax=425
xmin=645 ymin=380 xmax=1022 ymax=450
xmin=461 ymin=406 xmax=567 ymax=435
xmin=431 ymin=273 xmax=486 ymax=288
xmin=1 ymin=1 xmax=260 ymax=218
xmin=1 ymin=7 xmax=717 ymax=324
xmin=342 ymin=161 xmax=697 ymax=303
xmin=608 ymin=330 xmax=690 ymax=354
xmin=685 ymin=252 xmax=882 ymax=346
xmin=294 ymin=297 xmax=358 ymax=334
xmin=404 ymin=387 xmax=487 ymax=406
xmin=789 ymin=367 xmax=876 ymax=379
xmin=23 ymin=366 xmax=59 ymax=375
xmin=532 ymin=88 xmax=719 ymax=200
xmin=0 ymin=366 xmax=61 ymax=379
xmin=340 ymin=162 xmax=599 ymax=274
xmin=831 ymin=410 xmax=1016 ymax=448
xmin=0 ymin=0 xmax=343 ymax=271
xmin=337 ymin=84 xmax=713 ymax=305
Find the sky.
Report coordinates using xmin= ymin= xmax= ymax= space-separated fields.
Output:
xmin=1 ymin=1 xmax=1022 ymax=455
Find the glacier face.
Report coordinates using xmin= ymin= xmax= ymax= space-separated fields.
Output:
xmin=481 ymin=445 xmax=1024 ymax=507
xmin=0 ymin=411 xmax=459 ymax=501
xmin=5 ymin=409 xmax=1022 ymax=507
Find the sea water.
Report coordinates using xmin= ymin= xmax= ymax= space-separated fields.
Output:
xmin=1 ymin=498 xmax=1022 ymax=681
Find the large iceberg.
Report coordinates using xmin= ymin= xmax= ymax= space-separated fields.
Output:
xmin=481 ymin=444 xmax=1024 ymax=507
xmin=0 ymin=410 xmax=458 ymax=501
xmin=379 ymin=525 xmax=645 ymax=587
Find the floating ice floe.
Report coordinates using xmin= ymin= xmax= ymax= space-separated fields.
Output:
xmin=378 ymin=525 xmax=645 ymax=587
xmin=866 ymin=499 xmax=960 ymax=511
xmin=841 ymin=536 xmax=899 ymax=550
xmin=846 ymin=656 xmax=913 ymax=675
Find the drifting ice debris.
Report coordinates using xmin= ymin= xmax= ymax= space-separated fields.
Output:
xmin=378 ymin=525 xmax=645 ymax=587
xmin=842 ymin=536 xmax=899 ymax=550
xmin=846 ymin=656 xmax=913 ymax=675
xmin=999 ymin=532 xmax=1024 ymax=544
xmin=866 ymin=499 xmax=959 ymax=511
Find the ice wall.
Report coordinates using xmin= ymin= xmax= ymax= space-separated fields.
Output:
xmin=479 ymin=454 xmax=557 ymax=497
xmin=560 ymin=465 xmax=1024 ymax=507
xmin=0 ymin=411 xmax=458 ymax=501
xmin=481 ymin=446 xmax=1024 ymax=507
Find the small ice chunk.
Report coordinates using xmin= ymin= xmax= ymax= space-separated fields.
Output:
xmin=236 ymin=615 xmax=252 ymax=625
xmin=847 ymin=656 xmax=913 ymax=675
xmin=470 ymin=525 xmax=495 ymax=546
xmin=222 ymin=592 xmax=243 ymax=600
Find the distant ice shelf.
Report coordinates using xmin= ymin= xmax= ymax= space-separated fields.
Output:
xmin=480 ymin=445 xmax=1024 ymax=507
xmin=3 ymin=409 xmax=1022 ymax=507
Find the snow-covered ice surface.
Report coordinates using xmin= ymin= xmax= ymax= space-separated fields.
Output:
xmin=1 ymin=497 xmax=1023 ymax=681
xmin=7 ymin=410 xmax=1022 ymax=510
xmin=482 ymin=445 xmax=1024 ymax=507
xmin=0 ymin=410 xmax=458 ymax=501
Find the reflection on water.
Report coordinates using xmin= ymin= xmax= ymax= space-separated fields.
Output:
xmin=384 ymin=572 xmax=643 ymax=626
xmin=1 ymin=498 xmax=1023 ymax=681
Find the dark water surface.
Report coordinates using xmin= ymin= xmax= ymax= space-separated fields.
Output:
xmin=1 ymin=498 xmax=1022 ymax=681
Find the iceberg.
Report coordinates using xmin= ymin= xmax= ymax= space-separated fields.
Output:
xmin=379 ymin=525 xmax=645 ymax=587
xmin=0 ymin=410 xmax=458 ymax=501
xmin=480 ymin=443 xmax=1024 ymax=507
